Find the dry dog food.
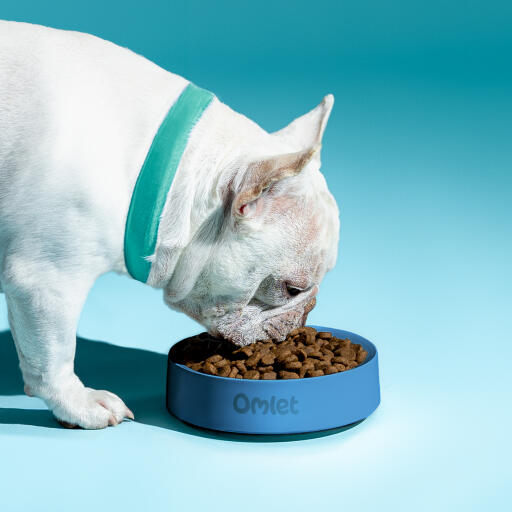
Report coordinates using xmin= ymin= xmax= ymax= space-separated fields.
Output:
xmin=173 ymin=327 xmax=368 ymax=380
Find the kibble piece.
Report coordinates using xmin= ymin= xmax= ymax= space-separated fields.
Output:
xmin=246 ymin=352 xmax=263 ymax=368
xmin=217 ymin=365 xmax=231 ymax=377
xmin=314 ymin=360 xmax=331 ymax=371
xmin=308 ymin=350 xmax=324 ymax=359
xmin=356 ymin=348 xmax=368 ymax=364
xmin=307 ymin=369 xmax=325 ymax=377
xmin=214 ymin=358 xmax=230 ymax=368
xmin=285 ymin=361 xmax=302 ymax=371
xmin=235 ymin=374 xmax=243 ymax=379
xmin=244 ymin=370 xmax=260 ymax=380
xmin=343 ymin=347 xmax=357 ymax=360
xmin=317 ymin=331 xmax=332 ymax=339
xmin=261 ymin=371 xmax=277 ymax=380
xmin=333 ymin=356 xmax=350 ymax=365
xmin=205 ymin=354 xmax=222 ymax=364
xmin=228 ymin=367 xmax=239 ymax=378
xmin=334 ymin=363 xmax=346 ymax=371
xmin=305 ymin=334 xmax=316 ymax=345
xmin=260 ymin=352 xmax=275 ymax=365
xmin=238 ymin=346 xmax=253 ymax=358
xmin=234 ymin=360 xmax=247 ymax=373
xmin=296 ymin=348 xmax=308 ymax=361
xmin=324 ymin=366 xmax=338 ymax=375
xmin=321 ymin=347 xmax=334 ymax=357
xmin=245 ymin=346 xmax=256 ymax=357
xmin=302 ymin=359 xmax=315 ymax=370
xmin=276 ymin=349 xmax=292 ymax=363
xmin=203 ymin=362 xmax=218 ymax=375
xmin=279 ymin=371 xmax=300 ymax=379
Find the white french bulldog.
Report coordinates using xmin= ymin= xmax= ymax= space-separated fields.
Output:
xmin=0 ymin=21 xmax=340 ymax=428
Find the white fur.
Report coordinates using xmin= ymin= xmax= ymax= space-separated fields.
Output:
xmin=0 ymin=20 xmax=339 ymax=428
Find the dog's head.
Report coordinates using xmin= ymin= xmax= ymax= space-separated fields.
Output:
xmin=163 ymin=95 xmax=339 ymax=345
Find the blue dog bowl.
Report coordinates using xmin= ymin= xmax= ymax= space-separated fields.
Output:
xmin=166 ymin=326 xmax=380 ymax=434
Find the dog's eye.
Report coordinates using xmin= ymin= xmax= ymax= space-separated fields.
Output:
xmin=285 ymin=283 xmax=303 ymax=297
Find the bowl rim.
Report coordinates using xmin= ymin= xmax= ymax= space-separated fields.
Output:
xmin=168 ymin=325 xmax=377 ymax=384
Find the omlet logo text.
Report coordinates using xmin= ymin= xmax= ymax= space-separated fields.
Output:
xmin=233 ymin=393 xmax=299 ymax=415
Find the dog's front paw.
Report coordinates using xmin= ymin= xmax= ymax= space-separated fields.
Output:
xmin=48 ymin=385 xmax=134 ymax=429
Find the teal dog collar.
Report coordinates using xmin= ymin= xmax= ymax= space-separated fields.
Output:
xmin=124 ymin=83 xmax=214 ymax=282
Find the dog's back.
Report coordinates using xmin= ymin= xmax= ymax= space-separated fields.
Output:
xmin=0 ymin=20 xmax=185 ymax=267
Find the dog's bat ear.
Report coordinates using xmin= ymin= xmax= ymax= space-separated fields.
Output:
xmin=273 ymin=94 xmax=334 ymax=149
xmin=233 ymin=144 xmax=320 ymax=219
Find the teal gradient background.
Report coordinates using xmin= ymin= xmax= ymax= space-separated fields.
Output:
xmin=0 ymin=1 xmax=511 ymax=511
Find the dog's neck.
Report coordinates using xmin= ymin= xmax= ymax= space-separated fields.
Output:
xmin=145 ymin=98 xmax=269 ymax=291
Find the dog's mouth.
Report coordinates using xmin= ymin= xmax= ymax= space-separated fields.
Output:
xmin=209 ymin=286 xmax=318 ymax=346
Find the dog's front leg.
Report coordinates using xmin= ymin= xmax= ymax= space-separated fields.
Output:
xmin=3 ymin=265 xmax=133 ymax=429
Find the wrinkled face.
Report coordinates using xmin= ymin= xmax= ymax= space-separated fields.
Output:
xmin=163 ymin=93 xmax=339 ymax=345
xmin=164 ymin=158 xmax=339 ymax=346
